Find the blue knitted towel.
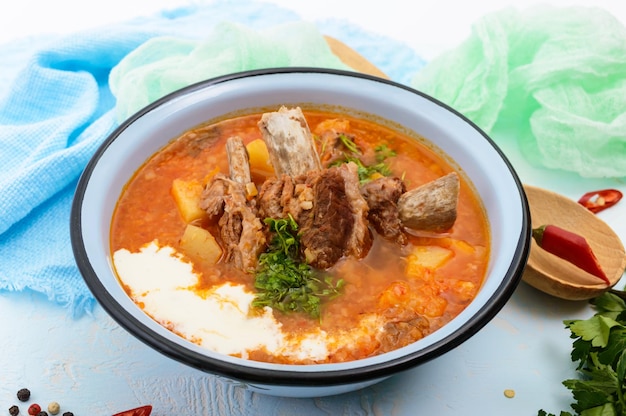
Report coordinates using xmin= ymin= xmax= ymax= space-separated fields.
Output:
xmin=0 ymin=0 xmax=423 ymax=317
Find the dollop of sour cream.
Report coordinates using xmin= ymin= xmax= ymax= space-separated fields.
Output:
xmin=113 ymin=241 xmax=342 ymax=361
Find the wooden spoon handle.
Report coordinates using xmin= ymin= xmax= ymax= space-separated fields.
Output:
xmin=324 ymin=36 xmax=388 ymax=79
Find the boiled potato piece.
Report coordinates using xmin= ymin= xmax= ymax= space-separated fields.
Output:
xmin=246 ymin=138 xmax=274 ymax=175
xmin=171 ymin=178 xmax=205 ymax=223
xmin=447 ymin=239 xmax=475 ymax=255
xmin=179 ymin=224 xmax=222 ymax=264
xmin=406 ymin=245 xmax=454 ymax=275
xmin=438 ymin=237 xmax=476 ymax=254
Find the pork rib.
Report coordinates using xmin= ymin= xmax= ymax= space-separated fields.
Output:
xmin=199 ymin=136 xmax=266 ymax=272
xmin=258 ymin=106 xmax=322 ymax=177
xmin=258 ymin=107 xmax=371 ymax=268
xmin=226 ymin=135 xmax=253 ymax=185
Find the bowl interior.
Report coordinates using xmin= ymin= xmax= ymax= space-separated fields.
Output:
xmin=72 ymin=69 xmax=530 ymax=384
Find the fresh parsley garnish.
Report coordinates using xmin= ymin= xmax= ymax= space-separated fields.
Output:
xmin=539 ymin=291 xmax=626 ymax=416
xmin=329 ymin=135 xmax=396 ymax=184
xmin=330 ymin=156 xmax=393 ymax=183
xmin=338 ymin=133 xmax=360 ymax=154
xmin=252 ymin=216 xmax=345 ymax=319
xmin=375 ymin=144 xmax=397 ymax=162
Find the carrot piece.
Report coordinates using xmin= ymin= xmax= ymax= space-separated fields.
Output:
xmin=532 ymin=224 xmax=609 ymax=285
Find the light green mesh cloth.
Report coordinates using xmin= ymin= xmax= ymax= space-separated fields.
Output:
xmin=412 ymin=6 xmax=626 ymax=178
xmin=109 ymin=21 xmax=349 ymax=122
xmin=111 ymin=9 xmax=626 ymax=179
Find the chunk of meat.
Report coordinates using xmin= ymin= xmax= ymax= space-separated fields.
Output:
xmin=258 ymin=163 xmax=371 ymax=269
xmin=199 ymin=174 xmax=265 ymax=271
xmin=378 ymin=307 xmax=430 ymax=353
xmin=200 ymin=175 xmax=228 ymax=218
xmin=398 ymin=172 xmax=460 ymax=232
xmin=314 ymin=118 xmax=380 ymax=168
xmin=257 ymin=177 xmax=286 ymax=219
xmin=299 ymin=163 xmax=371 ymax=269
xmin=361 ymin=176 xmax=407 ymax=245
xmin=314 ymin=118 xmax=352 ymax=166
xmin=336 ymin=162 xmax=371 ymax=260
xmin=200 ymin=136 xmax=267 ymax=272
xmin=257 ymin=174 xmax=313 ymax=221
xmin=198 ymin=137 xmax=267 ymax=272
xmin=219 ymin=202 xmax=265 ymax=272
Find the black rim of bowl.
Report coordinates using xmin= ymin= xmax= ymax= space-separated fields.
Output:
xmin=70 ymin=67 xmax=531 ymax=388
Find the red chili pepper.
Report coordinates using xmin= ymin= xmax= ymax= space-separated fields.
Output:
xmin=578 ymin=189 xmax=622 ymax=213
xmin=532 ymin=224 xmax=610 ymax=285
xmin=112 ymin=405 xmax=152 ymax=416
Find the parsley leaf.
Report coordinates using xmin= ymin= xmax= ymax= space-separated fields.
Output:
xmin=567 ymin=315 xmax=622 ymax=349
xmin=338 ymin=133 xmax=360 ymax=154
xmin=375 ymin=144 xmax=397 ymax=162
xmin=538 ymin=291 xmax=626 ymax=416
xmin=252 ymin=216 xmax=344 ymax=319
xmin=328 ymin=135 xmax=396 ymax=184
xmin=538 ymin=411 xmax=574 ymax=416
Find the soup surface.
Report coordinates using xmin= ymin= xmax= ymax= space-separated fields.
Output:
xmin=111 ymin=108 xmax=490 ymax=364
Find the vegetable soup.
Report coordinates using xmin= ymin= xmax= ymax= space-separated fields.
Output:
xmin=110 ymin=108 xmax=490 ymax=364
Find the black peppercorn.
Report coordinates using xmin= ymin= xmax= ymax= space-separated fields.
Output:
xmin=16 ymin=388 xmax=31 ymax=402
xmin=61 ymin=413 xmax=73 ymax=416
xmin=36 ymin=412 xmax=47 ymax=416
xmin=8 ymin=405 xmax=20 ymax=416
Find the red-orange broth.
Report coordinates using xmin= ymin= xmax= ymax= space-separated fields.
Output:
xmin=110 ymin=109 xmax=490 ymax=364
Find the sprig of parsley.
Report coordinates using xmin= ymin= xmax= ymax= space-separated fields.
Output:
xmin=329 ymin=134 xmax=396 ymax=184
xmin=338 ymin=133 xmax=360 ymax=154
xmin=374 ymin=144 xmax=397 ymax=162
xmin=331 ymin=155 xmax=393 ymax=183
xmin=539 ymin=291 xmax=626 ymax=416
xmin=252 ymin=216 xmax=344 ymax=319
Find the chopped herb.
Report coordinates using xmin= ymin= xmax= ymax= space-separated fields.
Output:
xmin=338 ymin=133 xmax=360 ymax=154
xmin=316 ymin=134 xmax=327 ymax=155
xmin=330 ymin=155 xmax=394 ymax=184
xmin=538 ymin=291 xmax=626 ymax=416
xmin=328 ymin=136 xmax=397 ymax=184
xmin=253 ymin=216 xmax=344 ymax=319
xmin=375 ymin=144 xmax=397 ymax=162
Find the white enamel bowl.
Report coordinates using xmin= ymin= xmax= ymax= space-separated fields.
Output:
xmin=71 ymin=68 xmax=530 ymax=398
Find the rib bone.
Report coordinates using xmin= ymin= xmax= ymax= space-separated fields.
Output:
xmin=258 ymin=106 xmax=322 ymax=176
xmin=226 ymin=136 xmax=252 ymax=184
xmin=200 ymin=136 xmax=265 ymax=271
